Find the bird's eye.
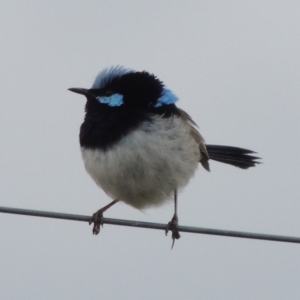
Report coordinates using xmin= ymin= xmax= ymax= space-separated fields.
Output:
xmin=105 ymin=90 xmax=114 ymax=96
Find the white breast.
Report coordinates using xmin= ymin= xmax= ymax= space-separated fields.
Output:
xmin=81 ymin=115 xmax=200 ymax=209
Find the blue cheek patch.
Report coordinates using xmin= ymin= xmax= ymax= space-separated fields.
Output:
xmin=97 ymin=93 xmax=124 ymax=107
xmin=155 ymin=89 xmax=178 ymax=107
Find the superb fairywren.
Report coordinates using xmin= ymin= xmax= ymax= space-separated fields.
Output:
xmin=69 ymin=66 xmax=260 ymax=246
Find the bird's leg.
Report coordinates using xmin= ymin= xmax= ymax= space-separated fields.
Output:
xmin=89 ymin=199 xmax=119 ymax=235
xmin=165 ymin=189 xmax=180 ymax=248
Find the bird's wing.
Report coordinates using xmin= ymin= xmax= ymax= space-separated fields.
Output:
xmin=177 ymin=108 xmax=210 ymax=171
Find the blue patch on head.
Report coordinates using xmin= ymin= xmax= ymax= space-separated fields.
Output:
xmin=155 ymin=88 xmax=178 ymax=107
xmin=97 ymin=93 xmax=124 ymax=107
xmin=92 ymin=66 xmax=134 ymax=89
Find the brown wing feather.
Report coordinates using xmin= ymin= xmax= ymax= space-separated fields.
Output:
xmin=177 ymin=108 xmax=210 ymax=171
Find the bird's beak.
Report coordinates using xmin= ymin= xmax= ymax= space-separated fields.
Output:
xmin=68 ymin=88 xmax=95 ymax=98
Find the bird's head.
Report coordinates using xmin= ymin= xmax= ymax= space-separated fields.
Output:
xmin=68 ymin=66 xmax=178 ymax=110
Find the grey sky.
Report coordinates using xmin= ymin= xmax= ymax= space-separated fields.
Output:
xmin=1 ymin=1 xmax=300 ymax=299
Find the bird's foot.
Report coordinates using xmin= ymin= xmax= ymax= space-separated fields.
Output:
xmin=165 ymin=214 xmax=181 ymax=248
xmin=89 ymin=209 xmax=104 ymax=235
xmin=89 ymin=200 xmax=119 ymax=235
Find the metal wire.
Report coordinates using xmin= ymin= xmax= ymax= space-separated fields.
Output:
xmin=0 ymin=205 xmax=299 ymax=244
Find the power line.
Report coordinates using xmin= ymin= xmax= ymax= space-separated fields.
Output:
xmin=0 ymin=205 xmax=299 ymax=244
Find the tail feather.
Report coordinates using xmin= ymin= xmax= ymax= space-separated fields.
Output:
xmin=206 ymin=145 xmax=260 ymax=169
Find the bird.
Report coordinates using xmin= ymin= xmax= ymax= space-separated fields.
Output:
xmin=69 ymin=66 xmax=260 ymax=247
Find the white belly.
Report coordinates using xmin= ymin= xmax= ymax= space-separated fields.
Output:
xmin=81 ymin=116 xmax=200 ymax=209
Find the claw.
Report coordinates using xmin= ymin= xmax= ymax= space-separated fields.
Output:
xmin=89 ymin=210 xmax=104 ymax=235
xmin=88 ymin=199 xmax=119 ymax=235
xmin=165 ymin=214 xmax=181 ymax=248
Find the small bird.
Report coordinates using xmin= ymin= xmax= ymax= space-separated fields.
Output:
xmin=69 ymin=66 xmax=260 ymax=246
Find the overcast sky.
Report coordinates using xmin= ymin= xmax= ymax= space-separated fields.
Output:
xmin=1 ymin=1 xmax=300 ymax=299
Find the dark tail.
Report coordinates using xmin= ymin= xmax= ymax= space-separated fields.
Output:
xmin=206 ymin=145 xmax=261 ymax=169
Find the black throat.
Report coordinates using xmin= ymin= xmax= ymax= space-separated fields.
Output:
xmin=80 ymin=99 xmax=180 ymax=150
